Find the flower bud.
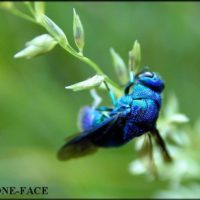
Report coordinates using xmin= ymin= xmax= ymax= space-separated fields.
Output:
xmin=168 ymin=113 xmax=189 ymax=124
xmin=39 ymin=14 xmax=68 ymax=45
xmin=65 ymin=74 xmax=105 ymax=91
xmin=110 ymin=48 xmax=128 ymax=85
xmin=129 ymin=40 xmax=141 ymax=74
xmin=14 ymin=34 xmax=57 ymax=59
xmin=73 ymin=8 xmax=85 ymax=52
xmin=129 ymin=160 xmax=147 ymax=175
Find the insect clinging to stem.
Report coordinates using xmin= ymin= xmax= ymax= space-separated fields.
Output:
xmin=57 ymin=54 xmax=172 ymax=162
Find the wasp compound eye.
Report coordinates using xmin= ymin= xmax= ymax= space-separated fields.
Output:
xmin=139 ymin=71 xmax=154 ymax=78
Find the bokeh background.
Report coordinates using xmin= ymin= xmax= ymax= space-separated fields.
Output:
xmin=0 ymin=2 xmax=200 ymax=198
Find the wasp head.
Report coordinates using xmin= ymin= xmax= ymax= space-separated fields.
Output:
xmin=135 ymin=69 xmax=165 ymax=93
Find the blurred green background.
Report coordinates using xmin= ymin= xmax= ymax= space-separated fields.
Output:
xmin=0 ymin=2 xmax=200 ymax=198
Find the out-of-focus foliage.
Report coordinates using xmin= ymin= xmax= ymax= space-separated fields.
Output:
xmin=0 ymin=2 xmax=200 ymax=198
xmin=129 ymin=94 xmax=200 ymax=197
xmin=155 ymin=184 xmax=200 ymax=198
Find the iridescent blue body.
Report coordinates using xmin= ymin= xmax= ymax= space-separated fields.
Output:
xmin=57 ymin=70 xmax=170 ymax=161
xmin=78 ymin=71 xmax=164 ymax=147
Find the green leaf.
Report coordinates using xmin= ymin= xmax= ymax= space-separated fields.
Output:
xmin=73 ymin=8 xmax=85 ymax=52
xmin=65 ymin=75 xmax=106 ymax=91
xmin=110 ymin=48 xmax=128 ymax=85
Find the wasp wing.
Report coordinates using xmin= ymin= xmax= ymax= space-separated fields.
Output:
xmin=57 ymin=113 xmax=126 ymax=161
xmin=57 ymin=137 xmax=98 ymax=161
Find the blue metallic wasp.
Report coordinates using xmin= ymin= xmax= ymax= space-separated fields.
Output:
xmin=57 ymin=67 xmax=172 ymax=162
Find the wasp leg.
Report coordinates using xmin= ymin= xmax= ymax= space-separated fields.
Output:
xmin=124 ymin=81 xmax=134 ymax=95
xmin=147 ymin=133 xmax=159 ymax=179
xmin=150 ymin=128 xmax=172 ymax=163
xmin=96 ymin=106 xmax=113 ymax=112
xmin=96 ymin=106 xmax=113 ymax=118
xmin=103 ymin=81 xmax=117 ymax=106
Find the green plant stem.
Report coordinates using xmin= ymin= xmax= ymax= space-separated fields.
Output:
xmin=24 ymin=2 xmax=36 ymax=17
xmin=61 ymin=44 xmax=122 ymax=94
xmin=8 ymin=8 xmax=37 ymax=24
xmin=82 ymin=57 xmax=121 ymax=92
xmin=8 ymin=3 xmax=122 ymax=95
